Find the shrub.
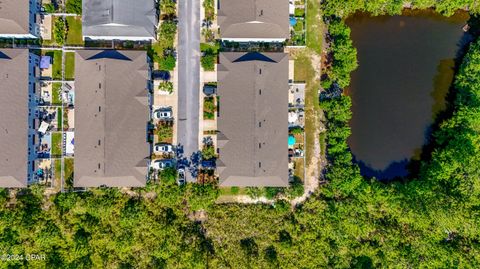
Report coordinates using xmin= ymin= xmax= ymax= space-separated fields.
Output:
xmin=157 ymin=123 xmax=173 ymax=143
xmin=43 ymin=3 xmax=56 ymax=13
xmin=159 ymin=81 xmax=174 ymax=93
xmin=294 ymin=8 xmax=305 ymax=17
xmin=230 ymin=187 xmax=240 ymax=195
xmin=290 ymin=126 xmax=303 ymax=135
xmin=201 ymin=54 xmax=216 ymax=71
xmin=159 ymin=55 xmax=176 ymax=71
xmin=202 ymin=145 xmax=216 ymax=160
xmin=264 ymin=187 xmax=285 ymax=200
xmin=246 ymin=187 xmax=264 ymax=199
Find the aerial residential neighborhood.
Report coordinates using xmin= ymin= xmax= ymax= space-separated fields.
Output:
xmin=1 ymin=0 xmax=479 ymax=267
xmin=0 ymin=0 xmax=307 ymax=192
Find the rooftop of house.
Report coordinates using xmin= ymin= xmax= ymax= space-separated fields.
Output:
xmin=74 ymin=50 xmax=151 ymax=187
xmin=82 ymin=0 xmax=157 ymax=39
xmin=0 ymin=0 xmax=31 ymax=35
xmin=216 ymin=52 xmax=289 ymax=187
xmin=0 ymin=49 xmax=30 ymax=187
xmin=218 ymin=0 xmax=289 ymax=40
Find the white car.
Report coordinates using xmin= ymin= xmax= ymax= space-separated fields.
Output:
xmin=154 ymin=143 xmax=173 ymax=154
xmin=151 ymin=159 xmax=174 ymax=170
xmin=153 ymin=108 xmax=172 ymax=120
xmin=177 ymin=168 xmax=186 ymax=185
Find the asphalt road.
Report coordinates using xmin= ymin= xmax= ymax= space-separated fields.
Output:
xmin=177 ymin=0 xmax=201 ymax=182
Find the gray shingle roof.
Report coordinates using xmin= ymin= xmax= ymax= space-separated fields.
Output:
xmin=74 ymin=50 xmax=150 ymax=187
xmin=218 ymin=0 xmax=289 ymax=40
xmin=217 ymin=52 xmax=289 ymax=187
xmin=83 ymin=0 xmax=157 ymax=40
xmin=0 ymin=0 xmax=30 ymax=35
xmin=0 ymin=49 xmax=29 ymax=187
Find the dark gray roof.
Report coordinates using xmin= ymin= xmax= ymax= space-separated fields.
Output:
xmin=74 ymin=50 xmax=150 ymax=187
xmin=0 ymin=0 xmax=30 ymax=35
xmin=217 ymin=52 xmax=289 ymax=187
xmin=83 ymin=0 xmax=157 ymax=39
xmin=218 ymin=0 xmax=289 ymax=40
xmin=0 ymin=49 xmax=29 ymax=187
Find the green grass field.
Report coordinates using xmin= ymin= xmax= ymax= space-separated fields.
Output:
xmin=306 ymin=0 xmax=323 ymax=54
xmin=52 ymin=83 xmax=62 ymax=105
xmin=44 ymin=50 xmax=63 ymax=80
xmin=66 ymin=16 xmax=83 ymax=45
xmin=65 ymin=52 xmax=75 ymax=80
xmin=64 ymin=158 xmax=74 ymax=188
xmin=57 ymin=107 xmax=63 ymax=130
xmin=51 ymin=132 xmax=63 ymax=156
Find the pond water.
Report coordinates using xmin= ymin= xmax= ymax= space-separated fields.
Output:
xmin=345 ymin=10 xmax=470 ymax=180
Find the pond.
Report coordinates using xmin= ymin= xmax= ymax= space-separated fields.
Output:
xmin=345 ymin=10 xmax=471 ymax=180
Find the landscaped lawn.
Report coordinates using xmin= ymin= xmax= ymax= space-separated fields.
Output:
xmin=57 ymin=107 xmax=63 ymax=130
xmin=203 ymin=97 xmax=216 ymax=119
xmin=156 ymin=122 xmax=173 ymax=144
xmin=44 ymin=50 xmax=63 ymax=80
xmin=66 ymin=16 xmax=83 ymax=45
xmin=51 ymin=132 xmax=63 ymax=156
xmin=65 ymin=52 xmax=75 ymax=80
xmin=52 ymin=83 xmax=62 ymax=105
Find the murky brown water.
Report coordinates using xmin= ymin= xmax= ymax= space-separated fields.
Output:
xmin=345 ymin=10 xmax=470 ymax=179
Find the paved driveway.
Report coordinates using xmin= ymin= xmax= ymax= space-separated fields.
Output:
xmin=177 ymin=0 xmax=201 ymax=182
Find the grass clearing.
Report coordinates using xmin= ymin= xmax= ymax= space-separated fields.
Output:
xmin=294 ymin=158 xmax=305 ymax=181
xmin=306 ymin=0 xmax=323 ymax=54
xmin=294 ymin=52 xmax=320 ymax=165
xmin=66 ymin=16 xmax=83 ymax=45
xmin=51 ymin=132 xmax=63 ymax=156
xmin=44 ymin=50 xmax=63 ymax=79
xmin=65 ymin=52 xmax=75 ymax=80
xmin=219 ymin=187 xmax=248 ymax=196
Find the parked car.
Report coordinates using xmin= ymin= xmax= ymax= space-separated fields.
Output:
xmin=154 ymin=143 xmax=173 ymax=154
xmin=153 ymin=107 xmax=172 ymax=120
xmin=203 ymin=84 xmax=217 ymax=96
xmin=201 ymin=159 xmax=216 ymax=169
xmin=152 ymin=159 xmax=174 ymax=170
xmin=177 ymin=168 xmax=186 ymax=185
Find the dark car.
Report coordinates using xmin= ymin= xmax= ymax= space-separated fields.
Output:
xmin=203 ymin=85 xmax=216 ymax=96
xmin=201 ymin=159 xmax=216 ymax=169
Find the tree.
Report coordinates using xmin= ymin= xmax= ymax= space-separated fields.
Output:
xmin=66 ymin=0 xmax=82 ymax=14
xmin=54 ymin=18 xmax=66 ymax=45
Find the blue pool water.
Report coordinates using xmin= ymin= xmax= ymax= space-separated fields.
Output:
xmin=288 ymin=135 xmax=296 ymax=146
xmin=290 ymin=17 xmax=297 ymax=26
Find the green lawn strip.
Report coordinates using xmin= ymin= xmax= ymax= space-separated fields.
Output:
xmin=65 ymin=16 xmax=83 ymax=45
xmin=52 ymin=83 xmax=62 ymax=105
xmin=219 ymin=187 xmax=247 ymax=196
xmin=203 ymin=96 xmax=216 ymax=119
xmin=306 ymin=0 xmax=323 ymax=53
xmin=201 ymin=42 xmax=219 ymax=71
xmin=52 ymin=50 xmax=63 ymax=79
xmin=54 ymin=159 xmax=61 ymax=181
xmin=64 ymin=52 xmax=75 ymax=80
xmin=56 ymin=107 xmax=63 ymax=130
xmin=64 ymin=158 xmax=74 ymax=189
xmin=51 ymin=132 xmax=63 ymax=156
